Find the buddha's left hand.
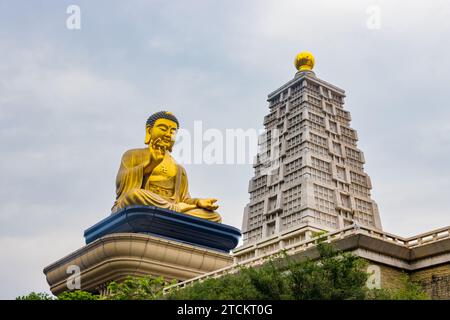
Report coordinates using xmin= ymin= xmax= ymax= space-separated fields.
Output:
xmin=197 ymin=198 xmax=219 ymax=211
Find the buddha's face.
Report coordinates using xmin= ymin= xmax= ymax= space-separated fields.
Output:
xmin=146 ymin=118 xmax=178 ymax=152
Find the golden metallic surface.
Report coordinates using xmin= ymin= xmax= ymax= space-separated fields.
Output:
xmin=294 ymin=51 xmax=315 ymax=71
xmin=112 ymin=113 xmax=222 ymax=223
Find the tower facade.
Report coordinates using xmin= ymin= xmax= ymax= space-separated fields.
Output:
xmin=241 ymin=52 xmax=382 ymax=245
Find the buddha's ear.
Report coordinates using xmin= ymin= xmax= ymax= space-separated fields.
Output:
xmin=144 ymin=126 xmax=151 ymax=144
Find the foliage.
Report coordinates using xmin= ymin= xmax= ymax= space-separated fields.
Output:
xmin=286 ymin=243 xmax=368 ymax=299
xmin=16 ymin=292 xmax=55 ymax=300
xmin=58 ymin=290 xmax=100 ymax=300
xmin=104 ymin=275 xmax=176 ymax=300
xmin=16 ymin=290 xmax=99 ymax=300
xmin=167 ymin=243 xmax=369 ymax=300
xmin=165 ymin=273 xmax=257 ymax=300
xmin=165 ymin=260 xmax=290 ymax=300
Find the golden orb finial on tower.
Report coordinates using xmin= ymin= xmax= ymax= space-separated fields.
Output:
xmin=294 ymin=51 xmax=315 ymax=71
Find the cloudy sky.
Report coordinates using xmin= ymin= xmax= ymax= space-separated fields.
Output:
xmin=1 ymin=0 xmax=450 ymax=299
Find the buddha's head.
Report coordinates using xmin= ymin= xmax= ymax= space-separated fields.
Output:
xmin=145 ymin=111 xmax=179 ymax=152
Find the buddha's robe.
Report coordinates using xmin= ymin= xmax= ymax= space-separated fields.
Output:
xmin=111 ymin=148 xmax=222 ymax=223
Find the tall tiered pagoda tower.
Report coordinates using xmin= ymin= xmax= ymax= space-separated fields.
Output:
xmin=241 ymin=51 xmax=382 ymax=245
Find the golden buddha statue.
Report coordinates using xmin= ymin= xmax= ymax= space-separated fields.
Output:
xmin=111 ymin=111 xmax=222 ymax=223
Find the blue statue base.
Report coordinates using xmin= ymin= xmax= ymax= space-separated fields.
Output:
xmin=84 ymin=206 xmax=241 ymax=252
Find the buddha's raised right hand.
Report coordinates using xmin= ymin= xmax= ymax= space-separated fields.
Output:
xmin=143 ymin=138 xmax=166 ymax=174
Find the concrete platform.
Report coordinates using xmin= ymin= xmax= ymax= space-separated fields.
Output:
xmin=43 ymin=233 xmax=234 ymax=295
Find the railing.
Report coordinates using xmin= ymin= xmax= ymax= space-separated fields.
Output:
xmin=404 ymin=226 xmax=450 ymax=247
xmin=350 ymin=224 xmax=450 ymax=248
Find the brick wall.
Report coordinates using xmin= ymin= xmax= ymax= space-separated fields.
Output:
xmin=411 ymin=264 xmax=450 ymax=300
xmin=378 ymin=264 xmax=406 ymax=290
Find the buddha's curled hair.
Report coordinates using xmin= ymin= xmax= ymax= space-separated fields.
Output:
xmin=146 ymin=111 xmax=180 ymax=129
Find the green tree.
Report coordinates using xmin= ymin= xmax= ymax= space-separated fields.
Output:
xmin=286 ymin=243 xmax=368 ymax=299
xmin=16 ymin=292 xmax=54 ymax=300
xmin=167 ymin=243 xmax=369 ymax=300
xmin=166 ymin=268 xmax=265 ymax=300
xmin=104 ymin=275 xmax=175 ymax=300
xmin=58 ymin=290 xmax=100 ymax=300
xmin=16 ymin=290 xmax=100 ymax=300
